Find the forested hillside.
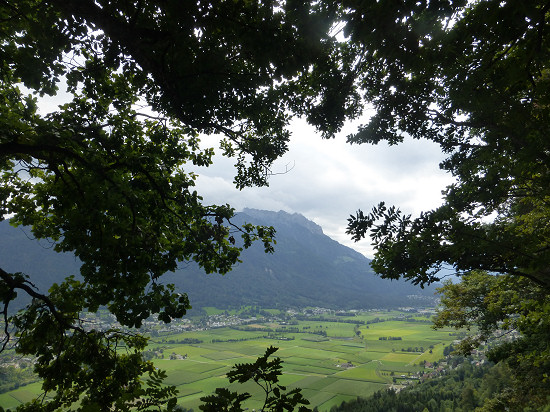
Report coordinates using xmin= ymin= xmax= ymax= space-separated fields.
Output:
xmin=330 ymin=360 xmax=514 ymax=412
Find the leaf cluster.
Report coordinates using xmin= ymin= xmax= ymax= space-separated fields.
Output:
xmin=341 ymin=2 xmax=550 ymax=409
xmin=199 ymin=346 xmax=311 ymax=412
xmin=343 ymin=0 xmax=550 ymax=288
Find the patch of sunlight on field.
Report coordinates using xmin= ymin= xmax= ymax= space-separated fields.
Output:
xmin=378 ymin=360 xmax=420 ymax=373
xmin=381 ymin=351 xmax=421 ymax=363
xmin=335 ymin=362 xmax=387 ymax=383
xmin=415 ymin=343 xmax=447 ymax=363
xmin=201 ymin=307 xmax=229 ymax=315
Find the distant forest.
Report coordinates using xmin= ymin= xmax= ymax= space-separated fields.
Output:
xmin=330 ymin=358 xmax=515 ymax=412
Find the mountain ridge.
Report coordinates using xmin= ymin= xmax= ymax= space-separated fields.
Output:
xmin=0 ymin=209 xmax=436 ymax=311
xmin=164 ymin=208 xmax=436 ymax=309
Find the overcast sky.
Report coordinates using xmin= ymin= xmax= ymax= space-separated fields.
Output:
xmin=38 ymin=87 xmax=454 ymax=259
xmin=193 ymin=117 xmax=455 ymax=258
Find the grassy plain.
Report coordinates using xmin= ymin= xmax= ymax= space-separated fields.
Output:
xmin=0 ymin=310 xmax=457 ymax=411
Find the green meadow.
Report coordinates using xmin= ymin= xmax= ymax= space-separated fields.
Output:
xmin=0 ymin=311 xmax=458 ymax=411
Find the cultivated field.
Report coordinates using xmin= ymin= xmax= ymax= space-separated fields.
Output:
xmin=0 ymin=310 xmax=458 ymax=411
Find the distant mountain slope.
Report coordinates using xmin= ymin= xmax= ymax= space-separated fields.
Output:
xmin=0 ymin=209 xmax=436 ymax=311
xmin=164 ymin=208 xmax=436 ymax=309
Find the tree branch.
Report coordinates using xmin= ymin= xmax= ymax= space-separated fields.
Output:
xmin=0 ymin=267 xmax=82 ymax=335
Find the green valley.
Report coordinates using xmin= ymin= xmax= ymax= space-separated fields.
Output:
xmin=1 ymin=308 xmax=464 ymax=411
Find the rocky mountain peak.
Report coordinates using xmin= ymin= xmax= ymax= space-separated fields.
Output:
xmin=241 ymin=208 xmax=324 ymax=235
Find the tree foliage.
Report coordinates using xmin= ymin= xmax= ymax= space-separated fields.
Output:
xmin=345 ymin=0 xmax=550 ymax=287
xmin=343 ymin=1 xmax=550 ymax=409
xmin=3 ymin=0 xmax=550 ymax=410
xmin=433 ymin=271 xmax=550 ymax=409
xmin=0 ymin=1 xmax=356 ymax=410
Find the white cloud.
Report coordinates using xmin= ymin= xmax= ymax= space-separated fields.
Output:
xmin=193 ymin=118 xmax=455 ymax=258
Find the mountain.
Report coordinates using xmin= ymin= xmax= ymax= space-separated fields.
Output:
xmin=0 ymin=223 xmax=81 ymax=289
xmin=163 ymin=208 xmax=437 ymax=309
xmin=0 ymin=209 xmax=436 ymax=311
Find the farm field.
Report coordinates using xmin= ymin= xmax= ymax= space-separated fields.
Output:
xmin=0 ymin=310 xmax=459 ymax=411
